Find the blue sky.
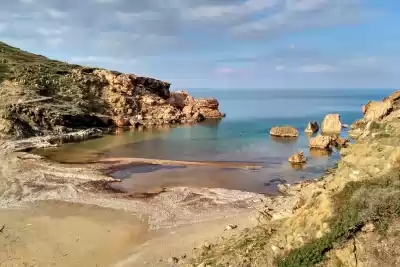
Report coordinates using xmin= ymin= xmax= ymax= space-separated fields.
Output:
xmin=1 ymin=0 xmax=399 ymax=89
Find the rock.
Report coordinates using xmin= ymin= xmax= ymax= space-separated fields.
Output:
xmin=383 ymin=90 xmax=400 ymax=102
xmin=191 ymin=112 xmax=205 ymax=122
xmin=331 ymin=135 xmax=350 ymax=147
xmin=288 ymin=151 xmax=307 ymax=164
xmin=361 ymin=223 xmax=375 ymax=233
xmin=309 ymin=135 xmax=333 ymax=150
xmin=270 ymin=126 xmax=299 ymax=138
xmin=363 ymin=100 xmax=393 ymax=121
xmin=167 ymin=90 xmax=189 ymax=109
xmin=203 ymin=242 xmax=212 ymax=250
xmin=225 ymin=224 xmax=238 ymax=230
xmin=305 ymin=120 xmax=319 ymax=133
xmin=321 ymin=114 xmax=342 ymax=133
xmin=194 ymin=98 xmax=224 ymax=118
xmin=167 ymin=257 xmax=179 ymax=264
xmin=113 ymin=117 xmax=129 ymax=127
xmin=342 ymin=124 xmax=349 ymax=128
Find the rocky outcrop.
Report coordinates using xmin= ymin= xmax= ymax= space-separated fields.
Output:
xmin=304 ymin=120 xmax=319 ymax=133
xmin=288 ymin=151 xmax=307 ymax=164
xmin=351 ymin=90 xmax=400 ymax=139
xmin=168 ymin=91 xmax=224 ymax=120
xmin=0 ymin=42 xmax=223 ymax=139
xmin=331 ymin=135 xmax=350 ymax=147
xmin=270 ymin=126 xmax=299 ymax=138
xmin=363 ymin=100 xmax=393 ymax=121
xmin=309 ymin=134 xmax=333 ymax=150
xmin=321 ymin=114 xmax=342 ymax=133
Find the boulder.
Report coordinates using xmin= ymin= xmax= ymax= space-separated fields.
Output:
xmin=363 ymin=100 xmax=393 ymax=121
xmin=167 ymin=90 xmax=189 ymax=109
xmin=288 ymin=151 xmax=307 ymax=164
xmin=321 ymin=114 xmax=342 ymax=133
xmin=383 ymin=90 xmax=400 ymax=102
xmin=309 ymin=135 xmax=333 ymax=150
xmin=113 ymin=116 xmax=130 ymax=127
xmin=270 ymin=126 xmax=299 ymax=138
xmin=331 ymin=135 xmax=350 ymax=147
xmin=305 ymin=121 xmax=319 ymax=133
xmin=195 ymin=98 xmax=224 ymax=118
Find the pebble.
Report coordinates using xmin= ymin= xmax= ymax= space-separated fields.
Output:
xmin=203 ymin=242 xmax=211 ymax=250
xmin=168 ymin=257 xmax=179 ymax=264
xmin=225 ymin=224 xmax=238 ymax=231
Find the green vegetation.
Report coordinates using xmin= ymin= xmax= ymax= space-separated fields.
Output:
xmin=277 ymin=171 xmax=400 ymax=267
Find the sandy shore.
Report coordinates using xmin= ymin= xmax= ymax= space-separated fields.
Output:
xmin=0 ymin=132 xmax=291 ymax=266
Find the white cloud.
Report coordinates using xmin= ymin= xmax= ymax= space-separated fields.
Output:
xmin=183 ymin=0 xmax=278 ymax=21
xmin=46 ymin=8 xmax=67 ymax=18
xmin=116 ymin=11 xmax=160 ymax=24
xmin=297 ymin=64 xmax=336 ymax=73
xmin=231 ymin=0 xmax=367 ymax=37
xmin=286 ymin=0 xmax=329 ymax=12
xmin=275 ymin=65 xmax=285 ymax=71
xmin=20 ymin=0 xmax=34 ymax=3
xmin=37 ymin=27 xmax=67 ymax=36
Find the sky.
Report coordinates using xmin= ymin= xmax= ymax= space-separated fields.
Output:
xmin=0 ymin=0 xmax=399 ymax=89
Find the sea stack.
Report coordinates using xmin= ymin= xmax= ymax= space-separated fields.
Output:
xmin=321 ymin=114 xmax=342 ymax=133
xmin=304 ymin=121 xmax=319 ymax=134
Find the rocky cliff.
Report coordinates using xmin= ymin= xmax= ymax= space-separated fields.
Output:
xmin=188 ymin=90 xmax=400 ymax=267
xmin=0 ymin=42 xmax=223 ymax=139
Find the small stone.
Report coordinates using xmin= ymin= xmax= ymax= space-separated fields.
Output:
xmin=225 ymin=224 xmax=238 ymax=230
xmin=203 ymin=242 xmax=211 ymax=250
xmin=197 ymin=263 xmax=205 ymax=267
xmin=168 ymin=257 xmax=179 ymax=264
xmin=288 ymin=151 xmax=307 ymax=164
xmin=362 ymin=223 xmax=375 ymax=233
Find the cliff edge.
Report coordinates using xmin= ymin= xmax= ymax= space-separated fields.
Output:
xmin=0 ymin=42 xmax=223 ymax=139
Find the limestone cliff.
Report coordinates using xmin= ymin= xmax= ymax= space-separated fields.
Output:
xmin=0 ymin=42 xmax=223 ymax=139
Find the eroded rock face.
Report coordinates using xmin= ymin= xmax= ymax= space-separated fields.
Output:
xmin=288 ymin=151 xmax=307 ymax=164
xmin=305 ymin=121 xmax=319 ymax=133
xmin=309 ymin=135 xmax=332 ymax=150
xmin=270 ymin=126 xmax=299 ymax=138
xmin=363 ymin=100 xmax=393 ymax=121
xmin=321 ymin=114 xmax=342 ymax=133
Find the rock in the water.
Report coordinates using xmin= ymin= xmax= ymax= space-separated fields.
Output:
xmin=331 ymin=135 xmax=350 ymax=147
xmin=288 ymin=151 xmax=307 ymax=164
xmin=342 ymin=124 xmax=349 ymax=129
xmin=270 ymin=126 xmax=299 ymax=138
xmin=321 ymin=114 xmax=342 ymax=133
xmin=305 ymin=120 xmax=319 ymax=133
xmin=363 ymin=100 xmax=393 ymax=121
xmin=194 ymin=98 xmax=224 ymax=118
xmin=309 ymin=135 xmax=333 ymax=150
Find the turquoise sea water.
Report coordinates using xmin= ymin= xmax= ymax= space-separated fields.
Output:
xmin=35 ymin=89 xmax=394 ymax=194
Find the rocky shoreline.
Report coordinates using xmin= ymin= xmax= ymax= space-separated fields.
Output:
xmin=186 ymin=90 xmax=400 ymax=267
xmin=0 ymin=42 xmax=224 ymax=139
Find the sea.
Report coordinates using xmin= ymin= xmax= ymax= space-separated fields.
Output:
xmin=34 ymin=88 xmax=394 ymax=195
